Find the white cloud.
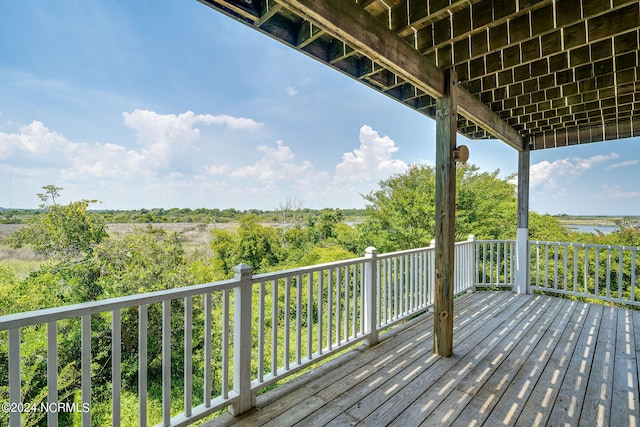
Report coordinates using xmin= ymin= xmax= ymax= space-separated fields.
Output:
xmin=600 ymin=185 xmax=640 ymax=200
xmin=334 ymin=125 xmax=407 ymax=183
xmin=286 ymin=87 xmax=298 ymax=96
xmin=605 ymin=159 xmax=638 ymax=170
xmin=1 ymin=110 xmax=266 ymax=200
xmin=530 ymin=152 xmax=619 ymax=189
xmin=0 ymin=121 xmax=77 ymax=167
xmin=122 ymin=109 xmax=262 ymax=146
xmin=226 ymin=140 xmax=327 ymax=187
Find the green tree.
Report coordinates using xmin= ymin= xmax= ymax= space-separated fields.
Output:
xmin=358 ymin=164 xmax=519 ymax=252
xmin=456 ymin=167 xmax=517 ymax=239
xmin=9 ymin=195 xmax=108 ymax=261
xmin=359 ymin=164 xmax=437 ymax=252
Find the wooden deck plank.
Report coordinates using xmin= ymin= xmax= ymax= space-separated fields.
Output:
xmin=205 ymin=291 xmax=498 ymax=427
xmin=482 ymin=298 xmax=581 ymax=426
xmin=201 ymin=293 xmax=640 ymax=427
xmin=579 ymin=306 xmax=617 ymax=427
xmin=547 ymin=303 xmax=604 ymax=426
xmin=611 ymin=308 xmax=640 ymax=427
xmin=416 ymin=298 xmax=560 ymax=425
xmin=361 ymin=293 xmax=533 ymax=426
xmin=320 ymin=293 xmax=519 ymax=423
xmin=354 ymin=293 xmax=530 ymax=425
xmin=514 ymin=301 xmax=593 ymax=427
xmin=435 ymin=296 xmax=572 ymax=426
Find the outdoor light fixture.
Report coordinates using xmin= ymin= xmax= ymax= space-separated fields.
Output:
xmin=453 ymin=145 xmax=469 ymax=164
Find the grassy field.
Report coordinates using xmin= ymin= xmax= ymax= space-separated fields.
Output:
xmin=0 ymin=222 xmax=234 ymax=278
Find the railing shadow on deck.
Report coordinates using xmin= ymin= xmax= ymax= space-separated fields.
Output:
xmin=7 ymin=236 xmax=636 ymax=426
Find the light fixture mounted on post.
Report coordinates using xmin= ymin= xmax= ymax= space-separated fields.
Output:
xmin=452 ymin=145 xmax=469 ymax=164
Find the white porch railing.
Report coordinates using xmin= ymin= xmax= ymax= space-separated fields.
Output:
xmin=530 ymin=240 xmax=640 ymax=307
xmin=474 ymin=239 xmax=516 ymax=289
xmin=0 ymin=238 xmax=477 ymax=427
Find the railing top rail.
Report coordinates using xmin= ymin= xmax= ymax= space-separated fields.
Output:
xmin=529 ymin=240 xmax=640 ymax=251
xmin=476 ymin=239 xmax=516 ymax=243
xmin=0 ymin=278 xmax=236 ymax=331
xmin=251 ymin=256 xmax=368 ymax=281
xmin=376 ymin=246 xmax=434 ymax=260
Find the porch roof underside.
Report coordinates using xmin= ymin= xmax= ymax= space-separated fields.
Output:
xmin=199 ymin=0 xmax=640 ymax=151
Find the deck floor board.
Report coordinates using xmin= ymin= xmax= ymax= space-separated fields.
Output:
xmin=203 ymin=292 xmax=640 ymax=427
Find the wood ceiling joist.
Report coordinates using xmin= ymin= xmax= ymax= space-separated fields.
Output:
xmin=200 ymin=0 xmax=638 ymax=150
xmin=275 ymin=0 xmax=524 ymax=150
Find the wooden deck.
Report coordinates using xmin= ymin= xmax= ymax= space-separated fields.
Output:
xmin=204 ymin=291 xmax=640 ymax=427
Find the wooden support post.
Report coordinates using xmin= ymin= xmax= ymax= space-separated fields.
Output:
xmin=229 ymin=263 xmax=255 ymax=416
xmin=516 ymin=144 xmax=531 ymax=294
xmin=434 ymin=69 xmax=457 ymax=357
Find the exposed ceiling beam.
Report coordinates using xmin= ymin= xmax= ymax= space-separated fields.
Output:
xmin=457 ymin=89 xmax=525 ymax=151
xmin=276 ymin=0 xmax=525 ymax=150
xmin=277 ymin=0 xmax=445 ymax=99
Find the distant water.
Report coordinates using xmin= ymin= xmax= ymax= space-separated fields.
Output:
xmin=565 ymin=224 xmax=619 ymax=234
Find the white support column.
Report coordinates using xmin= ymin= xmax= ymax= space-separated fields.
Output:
xmin=515 ymin=144 xmax=530 ymax=294
xmin=364 ymin=246 xmax=379 ymax=346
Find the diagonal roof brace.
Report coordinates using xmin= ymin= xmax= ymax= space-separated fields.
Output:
xmin=276 ymin=0 xmax=525 ymax=151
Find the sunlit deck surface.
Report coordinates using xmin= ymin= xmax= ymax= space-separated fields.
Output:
xmin=205 ymin=291 xmax=640 ymax=427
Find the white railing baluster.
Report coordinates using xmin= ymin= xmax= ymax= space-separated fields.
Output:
xmin=47 ymin=320 xmax=58 ymax=426
xmin=553 ymin=245 xmax=559 ymax=290
xmin=307 ymin=273 xmax=313 ymax=359
xmin=489 ymin=242 xmax=494 ymax=285
xmin=317 ymin=270 xmax=323 ymax=355
xmin=296 ymin=273 xmax=302 ymax=365
xmin=584 ymin=246 xmax=589 ymax=296
xmin=618 ymin=248 xmax=623 ymax=301
xmin=327 ymin=269 xmax=333 ymax=351
xmin=335 ymin=268 xmax=341 ymax=347
xmin=222 ymin=289 xmax=230 ymax=399
xmin=203 ymin=294 xmax=211 ymax=407
xmin=184 ymin=296 xmax=193 ymax=418
xmin=352 ymin=264 xmax=358 ymax=338
xmin=284 ymin=277 xmax=290 ymax=370
xmin=82 ymin=314 xmax=92 ymax=427
xmin=573 ymin=245 xmax=579 ymax=294
xmin=258 ymin=282 xmax=265 ymax=382
xmin=8 ymin=328 xmax=20 ymax=427
xmin=138 ymin=305 xmax=147 ymax=426
xmin=389 ymin=258 xmax=393 ymax=321
xmin=271 ymin=280 xmax=278 ymax=374
xmin=496 ymin=242 xmax=502 ymax=285
xmin=607 ymin=246 xmax=612 ymax=298
xmin=632 ymin=249 xmax=637 ymax=303
xmin=544 ymin=243 xmax=549 ymax=290
xmin=393 ymin=257 xmax=398 ymax=320
xmin=343 ymin=266 xmax=349 ymax=342
xmin=162 ymin=301 xmax=170 ymax=426
xmin=563 ymin=245 xmax=568 ymax=292
xmin=595 ymin=247 xmax=601 ymax=296
xmin=112 ymin=310 xmax=121 ymax=427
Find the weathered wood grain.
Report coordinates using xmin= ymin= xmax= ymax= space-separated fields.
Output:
xmin=202 ymin=293 xmax=640 ymax=427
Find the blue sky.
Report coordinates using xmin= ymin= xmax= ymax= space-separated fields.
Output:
xmin=1 ymin=0 xmax=638 ymax=215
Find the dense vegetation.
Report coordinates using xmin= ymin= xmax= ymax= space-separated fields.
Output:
xmin=0 ymin=167 xmax=638 ymax=426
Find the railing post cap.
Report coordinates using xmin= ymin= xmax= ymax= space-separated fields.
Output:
xmin=468 ymin=234 xmax=475 ymax=241
xmin=430 ymin=239 xmax=436 ymax=247
xmin=365 ymin=246 xmax=377 ymax=255
xmin=234 ymin=263 xmax=253 ymax=280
